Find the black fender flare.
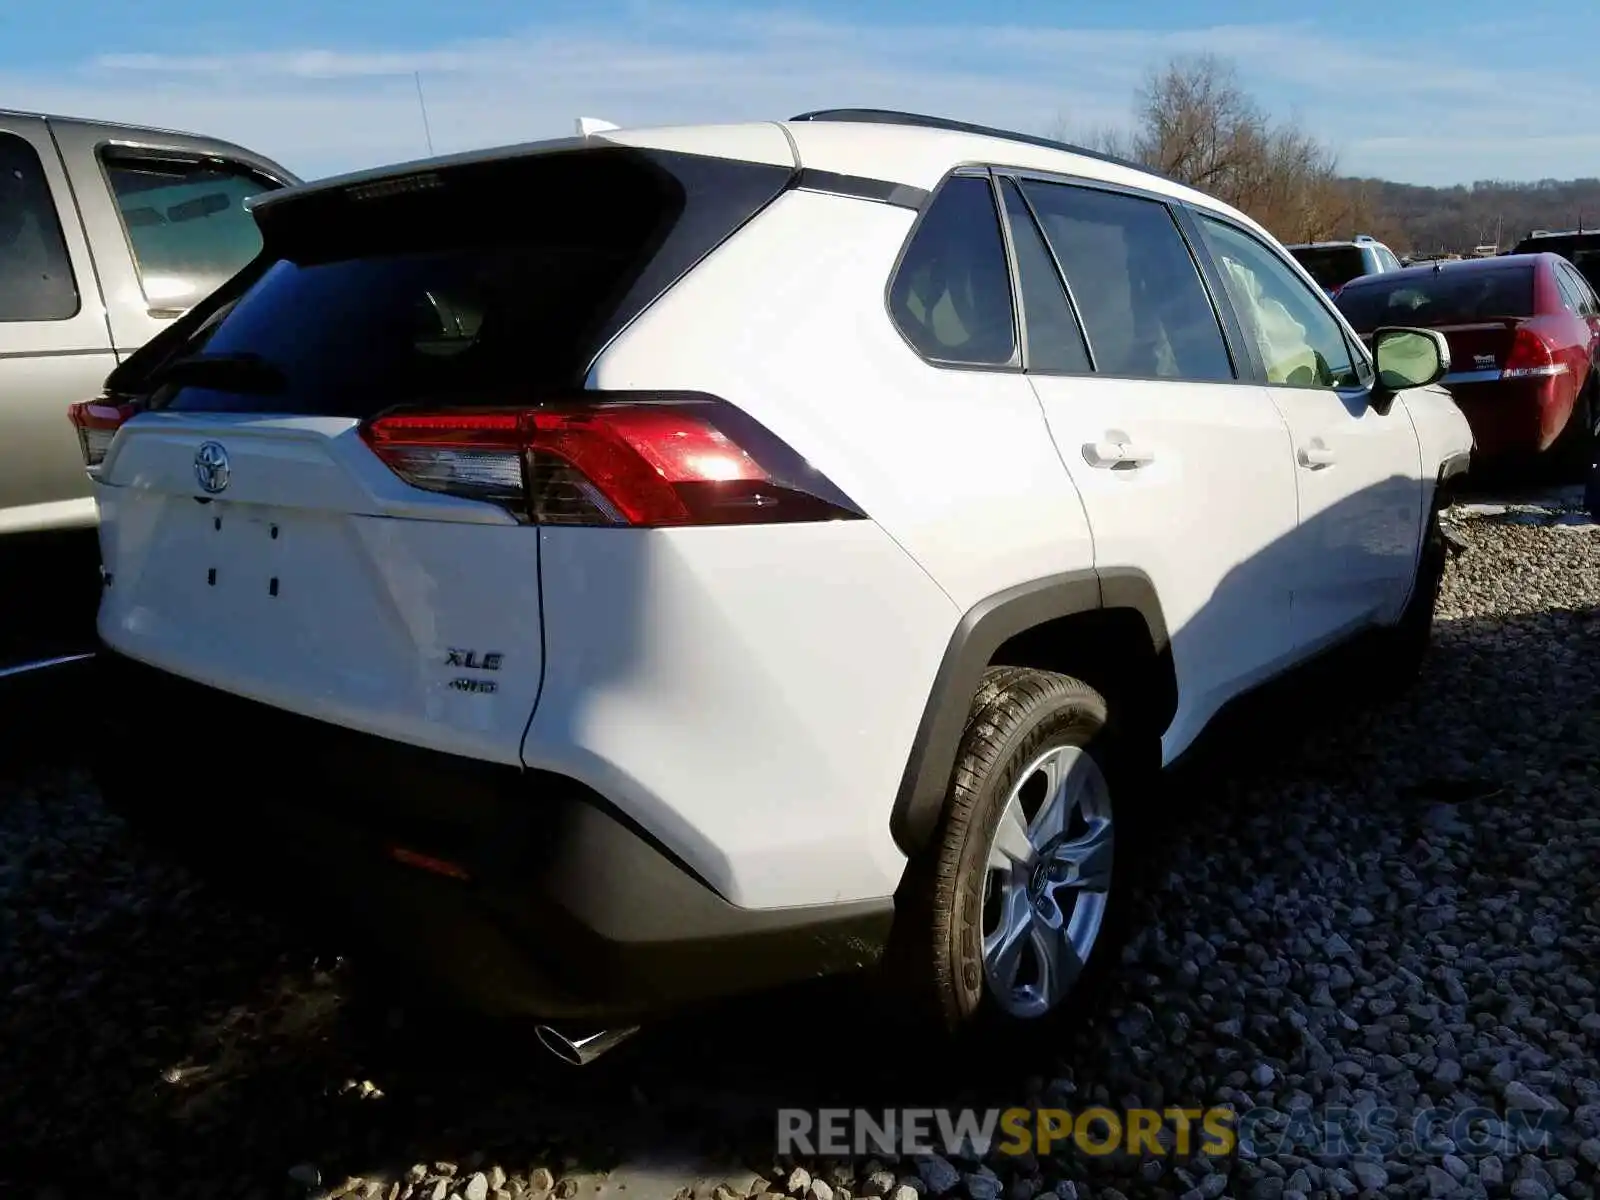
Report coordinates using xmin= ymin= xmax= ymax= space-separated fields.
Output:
xmin=889 ymin=568 xmax=1170 ymax=856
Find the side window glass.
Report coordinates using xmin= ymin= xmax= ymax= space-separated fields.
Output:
xmin=1561 ymin=263 xmax=1595 ymax=316
xmin=889 ymin=175 xmax=1016 ymax=366
xmin=0 ymin=132 xmax=79 ymax=321
xmin=1199 ymin=217 xmax=1362 ymax=389
xmin=1553 ymin=265 xmax=1582 ymax=313
xmin=997 ymin=179 xmax=1090 ymax=373
xmin=101 ymin=150 xmax=280 ymax=312
xmin=1379 ymin=248 xmax=1403 ymax=272
xmin=1018 ymin=180 xmax=1234 ymax=382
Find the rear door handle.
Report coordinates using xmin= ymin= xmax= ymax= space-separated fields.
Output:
xmin=1082 ymin=440 xmax=1156 ymax=469
xmin=1298 ymin=443 xmax=1337 ymax=469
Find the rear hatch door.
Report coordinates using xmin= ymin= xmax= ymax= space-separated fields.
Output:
xmin=94 ymin=136 xmax=797 ymax=762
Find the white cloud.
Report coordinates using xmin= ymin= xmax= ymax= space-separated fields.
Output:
xmin=4 ymin=9 xmax=1596 ymax=185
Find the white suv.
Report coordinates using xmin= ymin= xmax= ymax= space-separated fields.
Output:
xmin=78 ymin=109 xmax=1473 ymax=1061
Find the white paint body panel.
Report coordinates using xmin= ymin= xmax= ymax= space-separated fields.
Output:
xmin=596 ymin=121 xmax=797 ymax=168
xmin=1027 ymin=374 xmax=1301 ymax=760
xmin=523 ymin=522 xmax=958 ymax=908
xmin=95 ymin=414 xmax=542 ymax=765
xmin=592 ymin=189 xmax=1096 ymax=611
xmin=1267 ymin=386 xmax=1425 ymax=648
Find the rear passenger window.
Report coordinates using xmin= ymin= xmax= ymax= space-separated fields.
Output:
xmin=101 ymin=150 xmax=280 ymax=312
xmin=1018 ymin=180 xmax=1234 ymax=382
xmin=998 ymin=179 xmax=1090 ymax=373
xmin=890 ymin=176 xmax=1016 ymax=366
xmin=0 ymin=132 xmax=79 ymax=321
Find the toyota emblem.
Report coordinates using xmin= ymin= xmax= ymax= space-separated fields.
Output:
xmin=194 ymin=441 xmax=231 ymax=494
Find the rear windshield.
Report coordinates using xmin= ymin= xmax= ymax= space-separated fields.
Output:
xmin=1287 ymin=246 xmax=1366 ymax=290
xmin=143 ymin=146 xmax=791 ymax=417
xmin=1335 ymin=265 xmax=1536 ymax=332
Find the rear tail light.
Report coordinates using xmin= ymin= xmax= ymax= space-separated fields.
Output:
xmin=67 ymin=400 xmax=137 ymax=468
xmin=359 ymin=393 xmax=865 ymax=527
xmin=1502 ymin=328 xmax=1568 ymax=380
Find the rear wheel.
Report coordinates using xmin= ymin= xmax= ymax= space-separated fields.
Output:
xmin=893 ymin=668 xmax=1143 ymax=1038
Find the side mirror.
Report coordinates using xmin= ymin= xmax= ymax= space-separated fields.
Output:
xmin=1372 ymin=326 xmax=1450 ymax=398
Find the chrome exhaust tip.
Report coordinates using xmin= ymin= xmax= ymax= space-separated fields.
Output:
xmin=534 ymin=1024 xmax=640 ymax=1066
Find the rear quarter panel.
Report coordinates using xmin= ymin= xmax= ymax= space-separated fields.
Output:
xmin=547 ymin=188 xmax=1096 ymax=908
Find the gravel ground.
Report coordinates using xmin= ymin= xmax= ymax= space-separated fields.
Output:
xmin=1 ymin=491 xmax=1596 ymax=1200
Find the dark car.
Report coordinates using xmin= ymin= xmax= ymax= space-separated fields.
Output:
xmin=1511 ymin=230 xmax=1600 ymax=292
xmin=1335 ymin=253 xmax=1599 ymax=464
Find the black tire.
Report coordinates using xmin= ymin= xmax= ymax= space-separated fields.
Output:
xmin=890 ymin=667 xmax=1145 ymax=1039
xmin=1368 ymin=503 xmax=1449 ymax=695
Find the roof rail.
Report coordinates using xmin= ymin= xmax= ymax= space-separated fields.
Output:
xmin=1352 ymin=233 xmax=1376 ymax=243
xmin=786 ymin=108 xmax=1177 ymax=185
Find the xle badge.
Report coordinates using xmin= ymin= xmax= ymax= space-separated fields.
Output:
xmin=446 ymin=649 xmax=503 ymax=670
xmin=445 ymin=648 xmax=502 ymax=695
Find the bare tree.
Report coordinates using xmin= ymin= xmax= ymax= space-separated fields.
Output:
xmin=1066 ymin=55 xmax=1400 ymax=247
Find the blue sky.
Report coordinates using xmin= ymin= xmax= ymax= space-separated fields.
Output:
xmin=3 ymin=0 xmax=1597 ymax=186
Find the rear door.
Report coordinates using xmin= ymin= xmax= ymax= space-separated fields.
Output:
xmin=1194 ymin=212 xmax=1423 ymax=647
xmin=48 ymin=119 xmax=293 ymax=355
xmin=93 ymin=139 xmax=797 ymax=763
xmin=997 ymin=172 xmax=1301 ymax=757
xmin=0 ymin=115 xmax=117 ymax=534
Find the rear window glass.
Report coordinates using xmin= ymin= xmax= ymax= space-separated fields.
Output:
xmin=1287 ymin=246 xmax=1367 ymax=290
xmin=101 ymin=150 xmax=279 ymax=312
xmin=148 ymin=147 xmax=790 ymax=416
xmin=1335 ymin=266 xmax=1536 ymax=332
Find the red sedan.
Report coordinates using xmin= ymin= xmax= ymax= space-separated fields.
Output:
xmin=1335 ymin=253 xmax=1599 ymax=463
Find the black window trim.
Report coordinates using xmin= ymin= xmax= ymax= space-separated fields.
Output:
xmin=881 ymin=164 xmax=1023 ymax=373
xmin=1186 ymin=207 xmax=1376 ymax=395
xmin=0 ymin=127 xmax=83 ymax=324
xmin=993 ymin=173 xmax=1097 ymax=374
xmin=94 ymin=140 xmax=291 ymax=314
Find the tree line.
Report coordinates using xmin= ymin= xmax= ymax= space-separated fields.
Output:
xmin=1068 ymin=55 xmax=1599 ymax=254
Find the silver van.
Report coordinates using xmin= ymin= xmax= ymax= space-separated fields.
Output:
xmin=0 ymin=111 xmax=298 ymax=537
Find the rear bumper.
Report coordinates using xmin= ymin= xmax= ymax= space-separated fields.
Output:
xmin=1447 ymin=377 xmax=1575 ymax=459
xmin=93 ymin=650 xmax=892 ymax=1023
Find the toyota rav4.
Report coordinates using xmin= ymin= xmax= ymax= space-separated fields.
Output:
xmin=76 ymin=109 xmax=1473 ymax=1062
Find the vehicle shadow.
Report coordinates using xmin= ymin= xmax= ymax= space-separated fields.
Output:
xmin=7 ymin=584 xmax=1594 ymax=1197
xmin=0 ymin=528 xmax=101 ymax=766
